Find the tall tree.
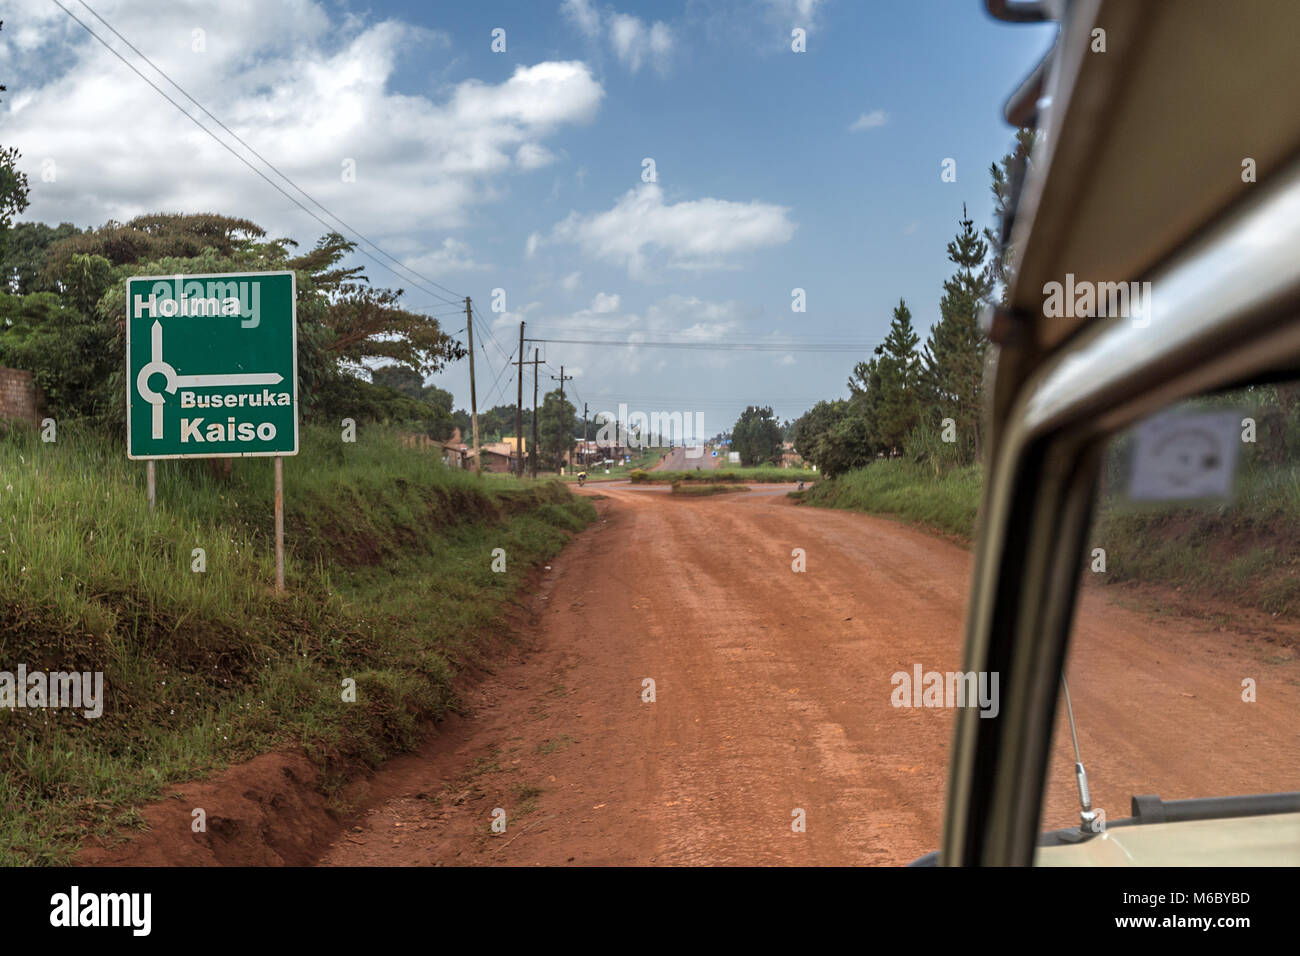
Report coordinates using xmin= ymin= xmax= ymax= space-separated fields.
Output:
xmin=0 ymin=22 xmax=28 ymax=262
xmin=921 ymin=207 xmax=993 ymax=461
xmin=0 ymin=222 xmax=82 ymax=294
xmin=872 ymin=299 xmax=922 ymax=454
xmin=731 ymin=405 xmax=783 ymax=466
xmin=371 ymin=364 xmax=426 ymax=399
xmin=985 ymin=128 xmax=1037 ymax=301
xmin=0 ymin=146 xmax=27 ymax=261
xmin=537 ymin=389 xmax=577 ymax=470
xmin=41 ymin=212 xmax=268 ymax=279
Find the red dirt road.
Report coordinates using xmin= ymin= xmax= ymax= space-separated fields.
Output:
xmin=317 ymin=484 xmax=1300 ymax=866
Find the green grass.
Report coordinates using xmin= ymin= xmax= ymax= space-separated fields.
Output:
xmin=631 ymin=466 xmax=815 ymax=484
xmin=0 ymin=422 xmax=595 ymax=864
xmin=1093 ymin=461 xmax=1300 ymax=616
xmin=669 ymin=482 xmax=750 ymax=496
xmin=801 ymin=459 xmax=981 ymax=539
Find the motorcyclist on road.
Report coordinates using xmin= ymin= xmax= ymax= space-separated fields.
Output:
xmin=577 ymin=470 xmax=587 ymax=487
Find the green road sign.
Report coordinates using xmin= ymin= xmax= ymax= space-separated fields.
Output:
xmin=126 ymin=271 xmax=298 ymax=459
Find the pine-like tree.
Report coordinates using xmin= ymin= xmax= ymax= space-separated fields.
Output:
xmin=921 ymin=206 xmax=993 ymax=461
xmin=873 ymin=299 xmax=922 ymax=454
xmin=846 ymin=353 xmax=883 ymax=456
xmin=985 ymin=127 xmax=1037 ymax=301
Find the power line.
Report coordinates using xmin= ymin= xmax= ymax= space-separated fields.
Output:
xmin=406 ymin=304 xmax=468 ymax=318
xmin=527 ymin=324 xmax=873 ymax=340
xmin=474 ymin=304 xmax=515 ymax=367
xmin=525 ymin=337 xmax=879 ymax=352
xmin=53 ymin=0 xmax=465 ymax=309
xmin=482 ymin=357 xmax=516 ymax=410
xmin=580 ymin=392 xmax=833 ymax=406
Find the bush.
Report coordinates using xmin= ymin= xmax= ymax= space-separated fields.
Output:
xmin=817 ymin=415 xmax=876 ymax=478
xmin=803 ymin=458 xmax=982 ymax=539
xmin=903 ymin=419 xmax=965 ymax=476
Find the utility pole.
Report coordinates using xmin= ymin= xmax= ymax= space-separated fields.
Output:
xmin=551 ymin=365 xmax=573 ymax=475
xmin=515 ymin=321 xmax=525 ymax=477
xmin=583 ymin=402 xmax=589 ymax=470
xmin=465 ymin=297 xmax=480 ymax=476
xmin=531 ymin=348 xmax=540 ymax=479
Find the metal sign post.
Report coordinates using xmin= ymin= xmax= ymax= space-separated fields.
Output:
xmin=274 ymin=456 xmax=284 ymax=593
xmin=126 ymin=271 xmax=298 ymax=590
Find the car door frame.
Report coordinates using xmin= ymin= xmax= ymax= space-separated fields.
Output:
xmin=940 ymin=153 xmax=1300 ymax=866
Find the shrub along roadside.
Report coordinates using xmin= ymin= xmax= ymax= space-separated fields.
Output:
xmin=801 ymin=459 xmax=981 ymax=540
xmin=669 ymin=482 xmax=750 ymax=496
xmin=630 ymin=466 xmax=815 ymax=484
xmin=0 ymin=423 xmax=595 ymax=865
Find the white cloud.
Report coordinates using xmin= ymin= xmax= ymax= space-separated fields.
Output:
xmin=513 ymin=293 xmax=753 ymax=379
xmin=561 ymin=0 xmax=603 ymax=38
xmin=546 ymin=183 xmax=795 ymax=278
xmin=591 ymin=291 xmax=621 ymax=312
xmin=4 ymin=1 xmax=603 ymax=237
xmin=849 ymin=109 xmax=888 ymax=132
xmin=516 ymin=143 xmax=558 ymax=170
xmin=690 ymin=0 xmax=829 ymax=51
xmin=766 ymin=0 xmax=828 ymax=30
xmin=403 ymin=237 xmax=488 ymax=275
xmin=562 ymin=271 xmax=582 ymax=291
xmin=561 ymin=2 xmax=673 ymax=74
xmin=608 ymin=14 xmax=674 ymax=74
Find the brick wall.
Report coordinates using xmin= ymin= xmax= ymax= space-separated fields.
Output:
xmin=0 ymin=367 xmax=43 ymax=427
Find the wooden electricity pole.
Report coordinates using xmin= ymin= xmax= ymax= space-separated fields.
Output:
xmin=531 ymin=348 xmax=540 ymax=478
xmin=465 ymin=296 xmax=480 ymax=476
xmin=551 ymin=365 xmax=573 ymax=475
xmin=515 ymin=321 xmax=525 ymax=476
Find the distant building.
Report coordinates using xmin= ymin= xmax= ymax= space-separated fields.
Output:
xmin=399 ymin=428 xmax=469 ymax=468
xmin=470 ymin=441 xmax=522 ymax=474
xmin=435 ymin=439 xmax=468 ymax=469
xmin=573 ymin=439 xmax=604 ymax=467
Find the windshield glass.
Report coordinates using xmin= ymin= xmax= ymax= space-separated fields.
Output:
xmin=1041 ymin=382 xmax=1300 ymax=833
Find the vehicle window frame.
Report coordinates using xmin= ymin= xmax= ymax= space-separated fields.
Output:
xmin=941 ymin=156 xmax=1300 ymax=866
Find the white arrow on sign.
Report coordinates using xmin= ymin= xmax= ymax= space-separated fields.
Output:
xmin=137 ymin=320 xmax=283 ymax=439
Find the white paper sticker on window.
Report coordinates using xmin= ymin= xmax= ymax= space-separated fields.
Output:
xmin=1128 ymin=410 xmax=1241 ymax=501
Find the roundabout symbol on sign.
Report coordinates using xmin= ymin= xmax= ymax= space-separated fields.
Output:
xmin=135 ymin=319 xmax=284 ymax=439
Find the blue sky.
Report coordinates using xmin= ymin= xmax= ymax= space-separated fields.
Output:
xmin=3 ymin=0 xmax=1054 ymax=437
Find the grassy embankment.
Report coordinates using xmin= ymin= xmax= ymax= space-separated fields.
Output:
xmin=802 ymin=461 xmax=981 ymax=539
xmin=0 ymin=423 xmax=595 ymax=864
xmin=803 ymin=455 xmax=1300 ymax=618
xmin=669 ymin=482 xmax=750 ymax=496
